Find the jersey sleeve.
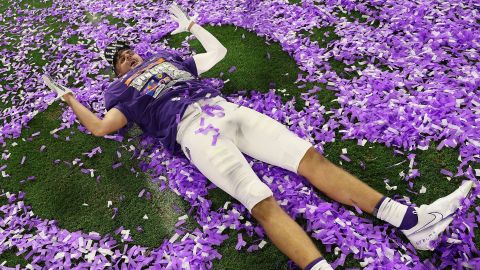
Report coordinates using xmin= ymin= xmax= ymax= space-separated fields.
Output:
xmin=112 ymin=101 xmax=137 ymax=136
xmin=182 ymin=56 xmax=199 ymax=77
xmin=104 ymin=80 xmax=125 ymax=111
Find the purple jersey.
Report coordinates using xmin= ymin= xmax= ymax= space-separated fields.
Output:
xmin=104 ymin=51 xmax=221 ymax=155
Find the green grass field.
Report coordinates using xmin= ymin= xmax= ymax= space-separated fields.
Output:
xmin=0 ymin=1 xmax=478 ymax=269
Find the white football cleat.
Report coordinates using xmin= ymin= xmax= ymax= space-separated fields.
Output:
xmin=401 ymin=180 xmax=474 ymax=250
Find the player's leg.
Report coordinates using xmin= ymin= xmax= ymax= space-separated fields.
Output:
xmin=176 ymin=101 xmax=331 ymax=269
xmin=297 ymin=147 xmax=474 ymax=250
xmin=251 ymin=196 xmax=330 ymax=270
xmin=232 ymin=104 xmax=474 ymax=250
xmin=297 ymin=147 xmax=383 ymax=214
xmin=229 ymin=104 xmax=380 ymax=210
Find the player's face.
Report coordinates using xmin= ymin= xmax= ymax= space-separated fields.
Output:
xmin=115 ymin=49 xmax=143 ymax=77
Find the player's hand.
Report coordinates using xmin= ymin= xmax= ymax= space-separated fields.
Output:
xmin=169 ymin=4 xmax=198 ymax=35
xmin=42 ymin=75 xmax=74 ymax=102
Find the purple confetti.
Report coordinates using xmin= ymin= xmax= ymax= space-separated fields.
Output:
xmin=340 ymin=154 xmax=351 ymax=162
xmin=440 ymin=169 xmax=454 ymax=177
xmin=112 ymin=163 xmax=123 ymax=169
xmin=0 ymin=1 xmax=478 ymax=269
xmin=228 ymin=66 xmax=237 ymax=73
xmin=235 ymin=233 xmax=247 ymax=250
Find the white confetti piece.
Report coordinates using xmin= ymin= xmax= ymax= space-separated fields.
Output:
xmin=54 ymin=252 xmax=65 ymax=260
xmin=419 ymin=186 xmax=427 ymax=194
xmin=217 ymin=225 xmax=226 ymax=233
xmin=360 ymin=257 xmax=374 ymax=267
xmin=446 ymin=238 xmax=462 ymax=244
xmin=121 ymin=230 xmax=130 ymax=237
xmin=89 ymin=232 xmax=100 ymax=238
xmin=82 ymin=203 xmax=89 ymax=206
xmin=143 ymin=214 xmax=148 ymax=220
xmin=258 ymin=240 xmax=267 ymax=249
xmin=455 ymin=99 xmax=464 ymax=107
xmin=193 ymin=243 xmax=202 ymax=255
xmin=334 ymin=217 xmax=346 ymax=227
xmin=409 ymin=158 xmax=415 ymax=169
xmin=181 ymin=233 xmax=190 ymax=242
xmin=387 ymin=160 xmax=407 ymax=168
xmin=223 ymin=201 xmax=231 ymax=209
xmin=50 ymin=128 xmax=61 ymax=134
xmin=61 ymin=234 xmax=72 ymax=243
xmin=417 ymin=145 xmax=429 ymax=150
xmin=98 ymin=248 xmax=113 ymax=256
xmin=86 ymin=239 xmax=93 ymax=249
xmin=169 ymin=233 xmax=180 ymax=243
xmin=385 ymin=182 xmax=397 ymax=191
xmin=262 ymin=175 xmax=273 ymax=184
xmin=107 ymin=201 xmax=112 ymax=208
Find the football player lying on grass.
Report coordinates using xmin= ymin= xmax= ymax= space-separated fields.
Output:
xmin=43 ymin=4 xmax=475 ymax=270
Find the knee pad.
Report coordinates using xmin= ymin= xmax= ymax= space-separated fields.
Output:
xmin=206 ymin=144 xmax=274 ymax=212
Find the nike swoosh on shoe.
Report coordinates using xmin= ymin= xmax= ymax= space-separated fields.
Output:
xmin=407 ymin=212 xmax=444 ymax=235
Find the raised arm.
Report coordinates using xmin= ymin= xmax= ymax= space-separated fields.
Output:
xmin=189 ymin=23 xmax=227 ymax=75
xmin=169 ymin=4 xmax=227 ymax=75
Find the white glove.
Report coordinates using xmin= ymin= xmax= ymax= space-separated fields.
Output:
xmin=169 ymin=4 xmax=198 ymax=35
xmin=42 ymin=75 xmax=74 ymax=102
